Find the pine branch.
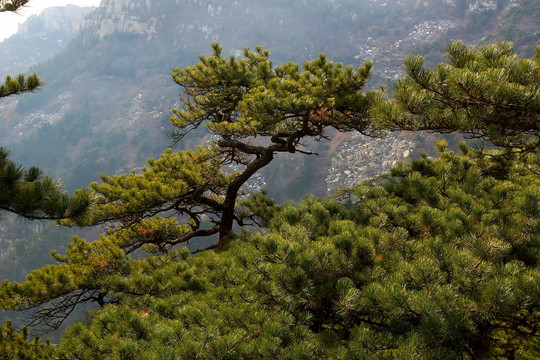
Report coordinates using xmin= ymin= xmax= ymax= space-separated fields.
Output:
xmin=0 ymin=73 xmax=44 ymax=98
xmin=0 ymin=0 xmax=29 ymax=13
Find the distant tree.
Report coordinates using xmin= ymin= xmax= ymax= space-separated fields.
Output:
xmin=373 ymin=41 xmax=540 ymax=152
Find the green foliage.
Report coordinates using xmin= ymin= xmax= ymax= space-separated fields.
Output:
xmin=2 ymin=41 xmax=540 ymax=358
xmin=0 ymin=147 xmax=93 ymax=221
xmin=84 ymin=147 xmax=228 ymax=228
xmin=171 ymin=43 xmax=380 ymax=139
xmin=67 ymin=44 xmax=381 ymax=244
xmin=0 ymin=46 xmax=380 ymax=334
xmin=169 ymin=43 xmax=380 ymax=239
xmin=0 ymin=320 xmax=53 ymax=359
xmin=373 ymin=41 xmax=540 ymax=151
xmin=45 ymin=144 xmax=539 ymax=359
xmin=0 ymin=73 xmax=42 ymax=98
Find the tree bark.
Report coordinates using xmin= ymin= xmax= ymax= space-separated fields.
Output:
xmin=218 ymin=148 xmax=275 ymax=242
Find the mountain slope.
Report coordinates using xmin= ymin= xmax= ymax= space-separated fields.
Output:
xmin=0 ymin=5 xmax=96 ymax=75
xmin=0 ymin=0 xmax=538 ymax=195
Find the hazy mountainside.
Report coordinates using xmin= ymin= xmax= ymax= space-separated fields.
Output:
xmin=0 ymin=0 xmax=538 ymax=197
xmin=0 ymin=5 xmax=96 ymax=75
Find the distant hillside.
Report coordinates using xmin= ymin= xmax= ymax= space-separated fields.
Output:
xmin=0 ymin=0 xmax=538 ymax=197
xmin=0 ymin=5 xmax=96 ymax=75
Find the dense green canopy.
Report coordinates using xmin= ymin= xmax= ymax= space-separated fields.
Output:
xmin=47 ymin=143 xmax=540 ymax=359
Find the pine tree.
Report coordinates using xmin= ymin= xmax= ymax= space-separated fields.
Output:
xmin=373 ymin=41 xmax=540 ymax=152
xmin=0 ymin=44 xmax=382 ymax=332
xmin=76 ymin=43 xmax=381 ymax=244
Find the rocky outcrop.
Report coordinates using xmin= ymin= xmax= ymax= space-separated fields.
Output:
xmin=79 ymin=0 xmax=158 ymax=39
xmin=468 ymin=0 xmax=497 ymax=13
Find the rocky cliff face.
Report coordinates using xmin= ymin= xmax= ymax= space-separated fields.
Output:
xmin=79 ymin=0 xmax=158 ymax=40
